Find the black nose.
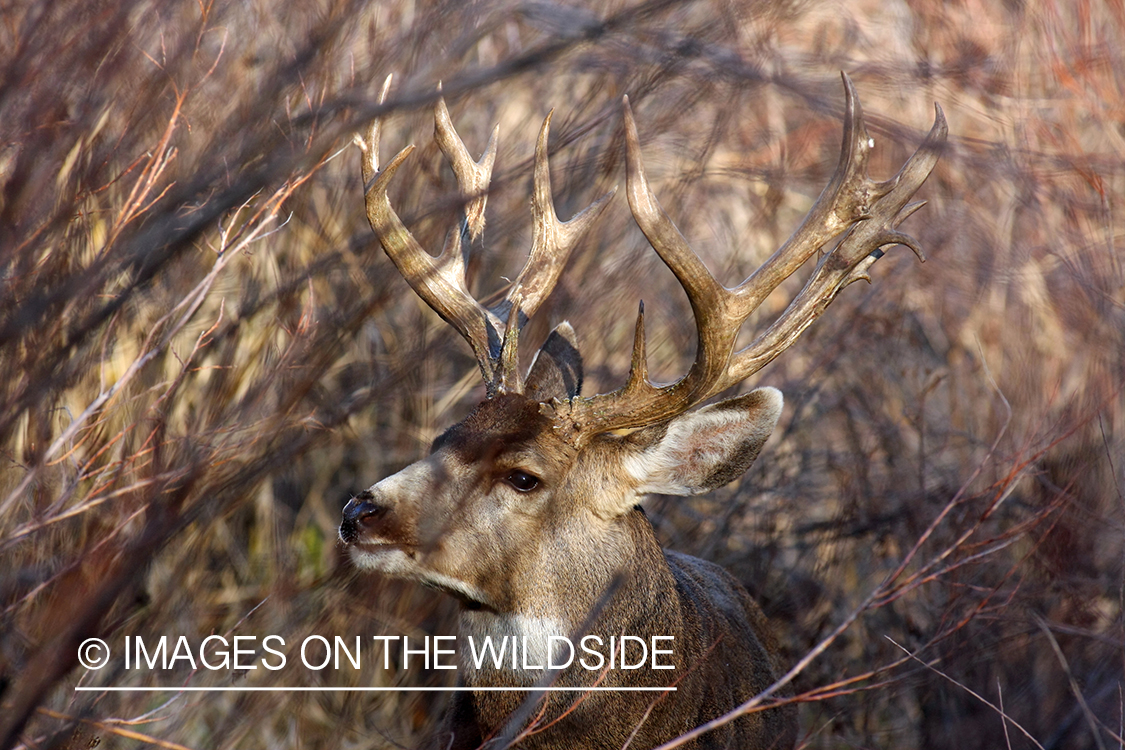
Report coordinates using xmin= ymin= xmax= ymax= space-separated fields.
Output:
xmin=339 ymin=495 xmax=385 ymax=544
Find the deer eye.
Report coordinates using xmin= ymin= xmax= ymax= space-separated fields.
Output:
xmin=504 ymin=469 xmax=540 ymax=492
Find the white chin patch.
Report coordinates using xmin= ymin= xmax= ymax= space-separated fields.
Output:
xmin=348 ymin=544 xmax=411 ymax=573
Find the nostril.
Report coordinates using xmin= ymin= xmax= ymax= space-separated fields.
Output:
xmin=339 ymin=497 xmax=389 ymax=544
xmin=344 ymin=499 xmax=384 ymax=525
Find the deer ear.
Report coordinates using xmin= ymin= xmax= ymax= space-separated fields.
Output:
xmin=526 ymin=322 xmax=583 ymax=402
xmin=626 ymin=387 xmax=782 ymax=497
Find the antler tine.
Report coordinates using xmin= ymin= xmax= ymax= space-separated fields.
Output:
xmin=490 ymin=111 xmax=617 ymax=330
xmin=355 ymin=75 xmax=395 ymax=186
xmin=729 ymin=73 xmax=876 ymax=316
xmin=612 ymin=94 xmax=738 ymax=414
xmin=548 ymin=75 xmax=945 ymax=445
xmin=357 ymin=79 xmax=503 ymax=389
xmin=434 ymin=88 xmax=499 ymax=269
xmin=545 ymin=96 xmax=739 ymax=436
xmin=717 ymin=99 xmax=947 ymax=392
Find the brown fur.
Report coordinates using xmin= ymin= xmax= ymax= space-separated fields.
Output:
xmin=341 ymin=392 xmax=796 ymax=749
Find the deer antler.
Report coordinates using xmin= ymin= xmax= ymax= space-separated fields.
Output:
xmin=358 ymin=75 xmax=945 ymax=437
xmin=547 ymin=73 xmax=947 ymax=445
xmin=355 ymin=77 xmax=615 ymax=395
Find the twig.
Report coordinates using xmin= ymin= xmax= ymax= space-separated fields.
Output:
xmin=886 ymin=636 xmax=1044 ymax=749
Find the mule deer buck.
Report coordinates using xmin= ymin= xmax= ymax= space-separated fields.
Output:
xmin=340 ymin=74 xmax=946 ymax=749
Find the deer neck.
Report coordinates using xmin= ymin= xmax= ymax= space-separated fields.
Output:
xmin=456 ymin=507 xmax=682 ymax=686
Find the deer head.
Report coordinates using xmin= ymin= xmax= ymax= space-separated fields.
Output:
xmin=339 ymin=73 xmax=945 ymax=747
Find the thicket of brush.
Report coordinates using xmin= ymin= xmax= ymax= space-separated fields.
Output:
xmin=1 ymin=0 xmax=1122 ymax=748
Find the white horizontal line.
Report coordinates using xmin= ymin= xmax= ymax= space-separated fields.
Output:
xmin=75 ymin=686 xmax=676 ymax=693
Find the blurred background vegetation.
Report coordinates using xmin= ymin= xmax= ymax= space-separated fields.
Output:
xmin=1 ymin=0 xmax=1121 ymax=747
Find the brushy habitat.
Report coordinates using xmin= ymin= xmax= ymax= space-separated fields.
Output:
xmin=1 ymin=0 xmax=1122 ymax=748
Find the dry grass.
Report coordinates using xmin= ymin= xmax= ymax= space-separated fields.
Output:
xmin=0 ymin=0 xmax=1122 ymax=748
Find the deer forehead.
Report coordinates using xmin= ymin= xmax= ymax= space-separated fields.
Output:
xmin=426 ymin=393 xmax=579 ymax=479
